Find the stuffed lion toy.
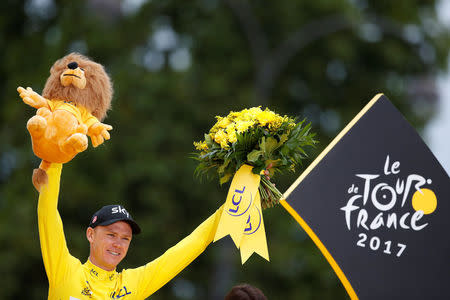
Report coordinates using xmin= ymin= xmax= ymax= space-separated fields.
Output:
xmin=18 ymin=52 xmax=113 ymax=191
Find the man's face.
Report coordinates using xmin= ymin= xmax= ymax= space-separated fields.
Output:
xmin=86 ymin=221 xmax=132 ymax=271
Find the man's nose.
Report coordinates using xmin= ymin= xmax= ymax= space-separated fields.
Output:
xmin=67 ymin=62 xmax=78 ymax=69
xmin=112 ymin=240 xmax=125 ymax=248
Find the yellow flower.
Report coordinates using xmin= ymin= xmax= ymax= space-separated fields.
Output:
xmin=216 ymin=116 xmax=231 ymax=128
xmin=210 ymin=116 xmax=230 ymax=134
xmin=194 ymin=141 xmax=208 ymax=151
xmin=256 ymin=109 xmax=277 ymax=126
xmin=210 ymin=125 xmax=219 ymax=135
xmin=287 ymin=118 xmax=296 ymax=129
xmin=206 ymin=107 xmax=294 ymax=147
xmin=227 ymin=111 xmax=240 ymax=121
xmin=248 ymin=106 xmax=263 ymax=119
xmin=267 ymin=115 xmax=285 ymax=131
xmin=225 ymin=122 xmax=235 ymax=132
xmin=225 ymin=123 xmax=237 ymax=144
xmin=214 ymin=129 xmax=229 ymax=149
xmin=235 ymin=120 xmax=255 ymax=133
xmin=227 ymin=130 xmax=237 ymax=144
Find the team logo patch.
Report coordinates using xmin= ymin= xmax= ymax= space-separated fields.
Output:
xmin=81 ymin=281 xmax=92 ymax=297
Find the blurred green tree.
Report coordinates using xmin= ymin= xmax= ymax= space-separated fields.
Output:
xmin=0 ymin=0 xmax=448 ymax=299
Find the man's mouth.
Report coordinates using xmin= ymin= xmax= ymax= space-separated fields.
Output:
xmin=63 ymin=74 xmax=81 ymax=79
xmin=107 ymin=250 xmax=120 ymax=256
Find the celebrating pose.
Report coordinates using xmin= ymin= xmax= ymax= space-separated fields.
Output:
xmin=38 ymin=163 xmax=222 ymax=299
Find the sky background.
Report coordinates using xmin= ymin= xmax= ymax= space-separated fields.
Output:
xmin=425 ymin=0 xmax=450 ymax=175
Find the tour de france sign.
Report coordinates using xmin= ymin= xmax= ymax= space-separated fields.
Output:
xmin=281 ymin=94 xmax=449 ymax=299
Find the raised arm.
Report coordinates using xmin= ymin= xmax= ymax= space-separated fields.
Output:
xmin=127 ymin=206 xmax=223 ymax=299
xmin=37 ymin=163 xmax=78 ymax=285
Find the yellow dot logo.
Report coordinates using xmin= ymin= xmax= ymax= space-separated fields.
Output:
xmin=412 ymin=188 xmax=437 ymax=214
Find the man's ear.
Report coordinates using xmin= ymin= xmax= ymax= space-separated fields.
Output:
xmin=86 ymin=227 xmax=95 ymax=243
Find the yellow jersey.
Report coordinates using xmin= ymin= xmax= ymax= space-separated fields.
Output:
xmin=48 ymin=100 xmax=99 ymax=128
xmin=38 ymin=164 xmax=222 ymax=299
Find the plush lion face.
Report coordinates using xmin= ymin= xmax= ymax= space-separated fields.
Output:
xmin=42 ymin=52 xmax=112 ymax=121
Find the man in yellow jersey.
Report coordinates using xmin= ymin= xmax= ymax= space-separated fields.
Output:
xmin=38 ymin=163 xmax=223 ymax=299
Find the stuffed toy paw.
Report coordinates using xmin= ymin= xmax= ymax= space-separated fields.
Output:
xmin=88 ymin=122 xmax=113 ymax=148
xmin=18 ymin=52 xmax=113 ymax=191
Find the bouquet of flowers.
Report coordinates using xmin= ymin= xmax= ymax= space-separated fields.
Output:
xmin=193 ymin=107 xmax=317 ymax=209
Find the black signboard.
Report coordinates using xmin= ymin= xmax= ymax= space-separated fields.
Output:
xmin=281 ymin=94 xmax=450 ymax=299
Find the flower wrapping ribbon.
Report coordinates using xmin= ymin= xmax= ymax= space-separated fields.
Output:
xmin=214 ymin=164 xmax=269 ymax=264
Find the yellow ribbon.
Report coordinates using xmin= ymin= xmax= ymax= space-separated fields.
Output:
xmin=214 ymin=164 xmax=270 ymax=264
xmin=239 ymin=192 xmax=269 ymax=263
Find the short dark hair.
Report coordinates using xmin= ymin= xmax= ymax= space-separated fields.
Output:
xmin=224 ymin=284 xmax=267 ymax=300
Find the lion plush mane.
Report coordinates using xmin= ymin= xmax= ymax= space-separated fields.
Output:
xmin=43 ymin=52 xmax=113 ymax=121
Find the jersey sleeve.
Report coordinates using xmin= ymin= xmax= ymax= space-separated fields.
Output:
xmin=47 ymin=99 xmax=55 ymax=111
xmin=126 ymin=206 xmax=224 ymax=299
xmin=80 ymin=107 xmax=99 ymax=129
xmin=38 ymin=163 xmax=79 ymax=286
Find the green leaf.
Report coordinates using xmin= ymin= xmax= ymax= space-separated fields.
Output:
xmin=219 ymin=173 xmax=233 ymax=185
xmin=280 ymin=145 xmax=290 ymax=156
xmin=277 ymin=133 xmax=289 ymax=146
xmin=252 ymin=161 xmax=265 ymax=175
xmin=247 ymin=149 xmax=263 ymax=162
xmin=204 ymin=133 xmax=213 ymax=145
xmin=218 ymin=158 xmax=231 ymax=174
xmin=263 ymin=136 xmax=279 ymax=155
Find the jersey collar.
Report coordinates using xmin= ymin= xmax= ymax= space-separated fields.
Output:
xmin=85 ymin=259 xmax=118 ymax=281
